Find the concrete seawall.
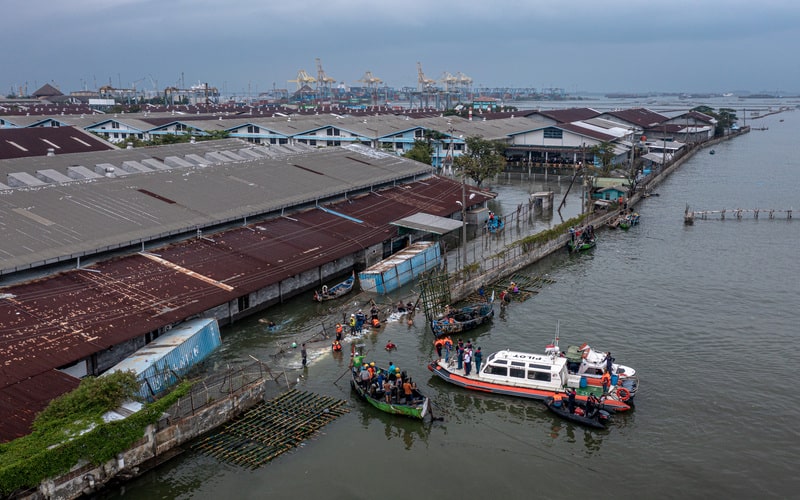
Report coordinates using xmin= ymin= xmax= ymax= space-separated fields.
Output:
xmin=20 ymin=374 xmax=272 ymax=500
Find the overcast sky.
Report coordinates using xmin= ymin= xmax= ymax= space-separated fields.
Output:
xmin=3 ymin=0 xmax=798 ymax=97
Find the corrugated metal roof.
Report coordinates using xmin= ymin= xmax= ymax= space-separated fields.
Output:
xmin=0 ymin=126 xmax=114 ymax=159
xmin=390 ymin=213 xmax=464 ymax=235
xmin=0 ymin=370 xmax=80 ymax=442
xmin=0 ymin=174 xmax=494 ymax=441
xmin=0 ymin=142 xmax=433 ymax=275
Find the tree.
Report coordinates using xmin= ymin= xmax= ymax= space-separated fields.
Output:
xmin=403 ymin=140 xmax=434 ymax=165
xmin=453 ymin=136 xmax=506 ymax=187
xmin=692 ymin=106 xmax=738 ymax=136
xmin=588 ymin=141 xmax=616 ymax=174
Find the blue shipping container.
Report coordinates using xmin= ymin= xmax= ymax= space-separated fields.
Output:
xmin=359 ymin=241 xmax=441 ymax=294
xmin=106 ymin=318 xmax=222 ymax=401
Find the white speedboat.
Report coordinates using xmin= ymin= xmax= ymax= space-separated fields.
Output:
xmin=545 ymin=341 xmax=638 ymax=400
xmin=428 ymin=348 xmax=635 ymax=411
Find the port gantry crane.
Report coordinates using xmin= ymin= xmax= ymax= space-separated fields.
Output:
xmin=315 ymin=58 xmax=336 ymax=98
xmin=417 ymin=62 xmax=437 ymax=92
xmin=440 ymin=72 xmax=458 ymax=92
xmin=357 ymin=71 xmax=383 ymax=104
xmin=288 ymin=69 xmax=317 ymax=90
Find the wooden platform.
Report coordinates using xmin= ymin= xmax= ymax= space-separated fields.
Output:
xmin=193 ymin=389 xmax=349 ymax=469
xmin=481 ymin=273 xmax=556 ymax=303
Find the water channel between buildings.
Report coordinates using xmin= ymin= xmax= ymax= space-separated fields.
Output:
xmin=101 ymin=105 xmax=799 ymax=500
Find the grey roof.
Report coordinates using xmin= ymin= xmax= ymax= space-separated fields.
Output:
xmin=0 ymin=140 xmax=433 ymax=275
xmin=390 ymin=212 xmax=464 ymax=235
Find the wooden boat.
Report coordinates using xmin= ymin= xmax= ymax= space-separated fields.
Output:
xmin=566 ymin=236 xmax=596 ymax=252
xmin=566 ymin=225 xmax=596 ymax=252
xmin=313 ymin=272 xmax=355 ymax=302
xmin=350 ymin=366 xmax=430 ymax=420
xmin=544 ymin=397 xmax=611 ymax=429
xmin=428 ymin=349 xmax=633 ymax=412
xmin=430 ymin=302 xmax=494 ymax=337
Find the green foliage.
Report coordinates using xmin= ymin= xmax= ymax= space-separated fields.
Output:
xmin=453 ymin=136 xmax=506 ymax=187
xmin=32 ymin=371 xmax=140 ymax=435
xmin=588 ymin=141 xmax=616 ymax=174
xmin=513 ymin=215 xmax=588 ymax=252
xmin=0 ymin=377 xmax=192 ymax=496
xmin=157 ymin=133 xmax=187 ymax=145
xmin=199 ymin=130 xmax=231 ymax=141
xmin=691 ymin=106 xmax=739 ymax=136
xmin=403 ymin=140 xmax=434 ymax=165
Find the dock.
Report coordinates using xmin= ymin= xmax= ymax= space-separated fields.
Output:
xmin=685 ymin=207 xmax=793 ymax=224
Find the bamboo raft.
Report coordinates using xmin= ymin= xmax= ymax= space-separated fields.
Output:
xmin=193 ymin=389 xmax=349 ymax=469
xmin=685 ymin=208 xmax=793 ymax=224
xmin=479 ymin=273 xmax=556 ymax=303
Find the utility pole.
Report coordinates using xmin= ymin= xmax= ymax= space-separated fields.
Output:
xmin=461 ymin=174 xmax=467 ymax=268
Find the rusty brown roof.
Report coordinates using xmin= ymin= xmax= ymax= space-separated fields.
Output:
xmin=0 ymin=175 xmax=493 ymax=441
xmin=0 ymin=126 xmax=114 ymax=159
xmin=0 ymin=370 xmax=80 ymax=442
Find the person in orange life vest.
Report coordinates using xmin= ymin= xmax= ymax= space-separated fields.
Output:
xmin=434 ymin=338 xmax=445 ymax=358
xmin=335 ymin=322 xmax=344 ymax=341
xmin=552 ymin=392 xmax=564 ymax=408
xmin=371 ymin=317 xmax=381 ymax=328
xmin=403 ymin=378 xmax=413 ymax=403
xmin=601 ymin=371 xmax=611 ymax=394
xmin=332 ymin=340 xmax=342 ymax=352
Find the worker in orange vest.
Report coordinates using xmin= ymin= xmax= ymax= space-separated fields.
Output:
xmin=335 ymin=322 xmax=343 ymax=341
xmin=433 ymin=338 xmax=445 ymax=358
xmin=601 ymin=371 xmax=611 ymax=394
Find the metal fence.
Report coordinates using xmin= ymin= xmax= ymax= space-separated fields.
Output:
xmin=158 ymin=362 xmax=281 ymax=421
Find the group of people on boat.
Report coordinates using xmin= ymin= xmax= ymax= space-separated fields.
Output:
xmin=434 ymin=337 xmax=483 ymax=375
xmin=552 ymin=389 xmax=607 ymax=419
xmin=354 ymin=359 xmax=419 ymax=405
xmin=569 ymin=224 xmax=595 ymax=244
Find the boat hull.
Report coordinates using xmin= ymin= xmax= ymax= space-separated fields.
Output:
xmin=350 ymin=373 xmax=429 ymax=419
xmin=313 ymin=272 xmax=355 ymax=302
xmin=430 ymin=303 xmax=494 ymax=337
xmin=427 ymin=360 xmax=631 ymax=411
xmin=545 ymin=398 xmax=608 ymax=429
xmin=566 ymin=239 xmax=596 ymax=252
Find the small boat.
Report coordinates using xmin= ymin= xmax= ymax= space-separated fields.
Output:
xmin=709 ymin=149 xmax=716 ymax=155
xmin=430 ymin=302 xmax=494 ymax=337
xmin=313 ymin=271 xmax=355 ymax=302
xmin=428 ymin=349 xmax=633 ymax=412
xmin=351 ymin=348 xmax=430 ymax=420
xmin=545 ymin=397 xmax=612 ymax=429
xmin=566 ymin=225 xmax=596 ymax=252
xmin=566 ymin=235 xmax=596 ymax=252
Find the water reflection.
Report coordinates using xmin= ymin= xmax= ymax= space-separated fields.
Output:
xmin=352 ymin=397 xmax=431 ymax=450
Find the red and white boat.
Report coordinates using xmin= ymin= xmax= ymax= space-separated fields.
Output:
xmin=428 ymin=348 xmax=636 ymax=412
